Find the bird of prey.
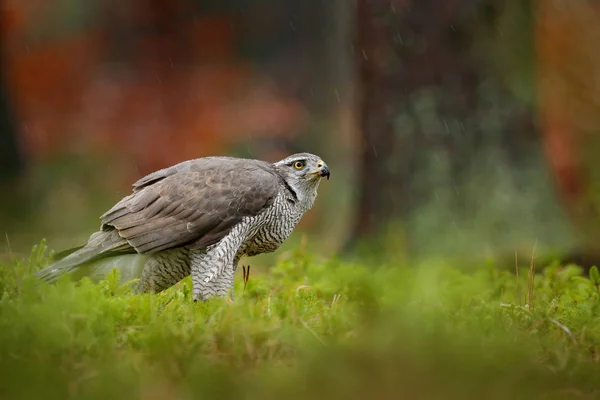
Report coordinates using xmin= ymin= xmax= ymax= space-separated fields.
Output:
xmin=35 ymin=152 xmax=330 ymax=301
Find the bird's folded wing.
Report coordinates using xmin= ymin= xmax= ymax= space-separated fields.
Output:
xmin=100 ymin=165 xmax=279 ymax=254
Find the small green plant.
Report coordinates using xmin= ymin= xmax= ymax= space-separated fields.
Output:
xmin=590 ymin=265 xmax=600 ymax=290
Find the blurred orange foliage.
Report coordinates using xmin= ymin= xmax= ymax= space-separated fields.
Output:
xmin=536 ymin=0 xmax=600 ymax=237
xmin=3 ymin=2 xmax=306 ymax=183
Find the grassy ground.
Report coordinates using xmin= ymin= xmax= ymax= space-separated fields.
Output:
xmin=1 ymin=240 xmax=600 ymax=399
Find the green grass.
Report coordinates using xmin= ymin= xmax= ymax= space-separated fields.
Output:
xmin=2 ymin=240 xmax=600 ymax=399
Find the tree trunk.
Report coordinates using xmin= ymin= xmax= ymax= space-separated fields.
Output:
xmin=0 ymin=9 xmax=26 ymax=231
xmin=0 ymin=59 xmax=22 ymax=183
xmin=349 ymin=0 xmax=538 ymax=259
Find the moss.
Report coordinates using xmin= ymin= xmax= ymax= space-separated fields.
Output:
xmin=1 ymin=240 xmax=600 ymax=399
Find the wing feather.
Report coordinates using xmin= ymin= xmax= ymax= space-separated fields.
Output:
xmin=100 ymin=158 xmax=279 ymax=254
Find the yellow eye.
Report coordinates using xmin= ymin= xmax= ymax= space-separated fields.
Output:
xmin=293 ymin=161 xmax=305 ymax=170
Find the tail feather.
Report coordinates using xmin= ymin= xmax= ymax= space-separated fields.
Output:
xmin=36 ymin=230 xmax=135 ymax=284
xmin=51 ymin=245 xmax=85 ymax=261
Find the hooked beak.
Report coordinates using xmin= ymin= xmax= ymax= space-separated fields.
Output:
xmin=318 ymin=164 xmax=330 ymax=180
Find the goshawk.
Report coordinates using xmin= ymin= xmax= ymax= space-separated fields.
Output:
xmin=36 ymin=152 xmax=330 ymax=301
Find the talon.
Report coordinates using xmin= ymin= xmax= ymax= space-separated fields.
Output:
xmin=243 ymin=265 xmax=251 ymax=291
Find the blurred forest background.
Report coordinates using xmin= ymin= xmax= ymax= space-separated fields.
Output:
xmin=2 ymin=0 xmax=600 ymax=268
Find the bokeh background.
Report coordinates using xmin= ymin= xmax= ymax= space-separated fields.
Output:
xmin=2 ymin=0 xmax=600 ymax=269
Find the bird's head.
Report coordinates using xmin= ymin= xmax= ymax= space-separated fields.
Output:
xmin=273 ymin=152 xmax=330 ymax=195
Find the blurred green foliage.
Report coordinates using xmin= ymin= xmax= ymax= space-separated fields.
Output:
xmin=1 ymin=241 xmax=600 ymax=399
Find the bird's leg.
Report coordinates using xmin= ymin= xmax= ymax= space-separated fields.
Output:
xmin=215 ymin=264 xmax=236 ymax=299
xmin=189 ymin=250 xmax=217 ymax=301
xmin=242 ymin=265 xmax=251 ymax=291
xmin=199 ymin=254 xmax=241 ymax=302
xmin=190 ymin=229 xmax=249 ymax=302
xmin=223 ymin=255 xmax=242 ymax=300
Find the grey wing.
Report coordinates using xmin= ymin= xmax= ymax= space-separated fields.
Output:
xmin=100 ymin=164 xmax=280 ymax=254
xmin=131 ymin=160 xmax=198 ymax=192
xmin=131 ymin=156 xmax=239 ymax=192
